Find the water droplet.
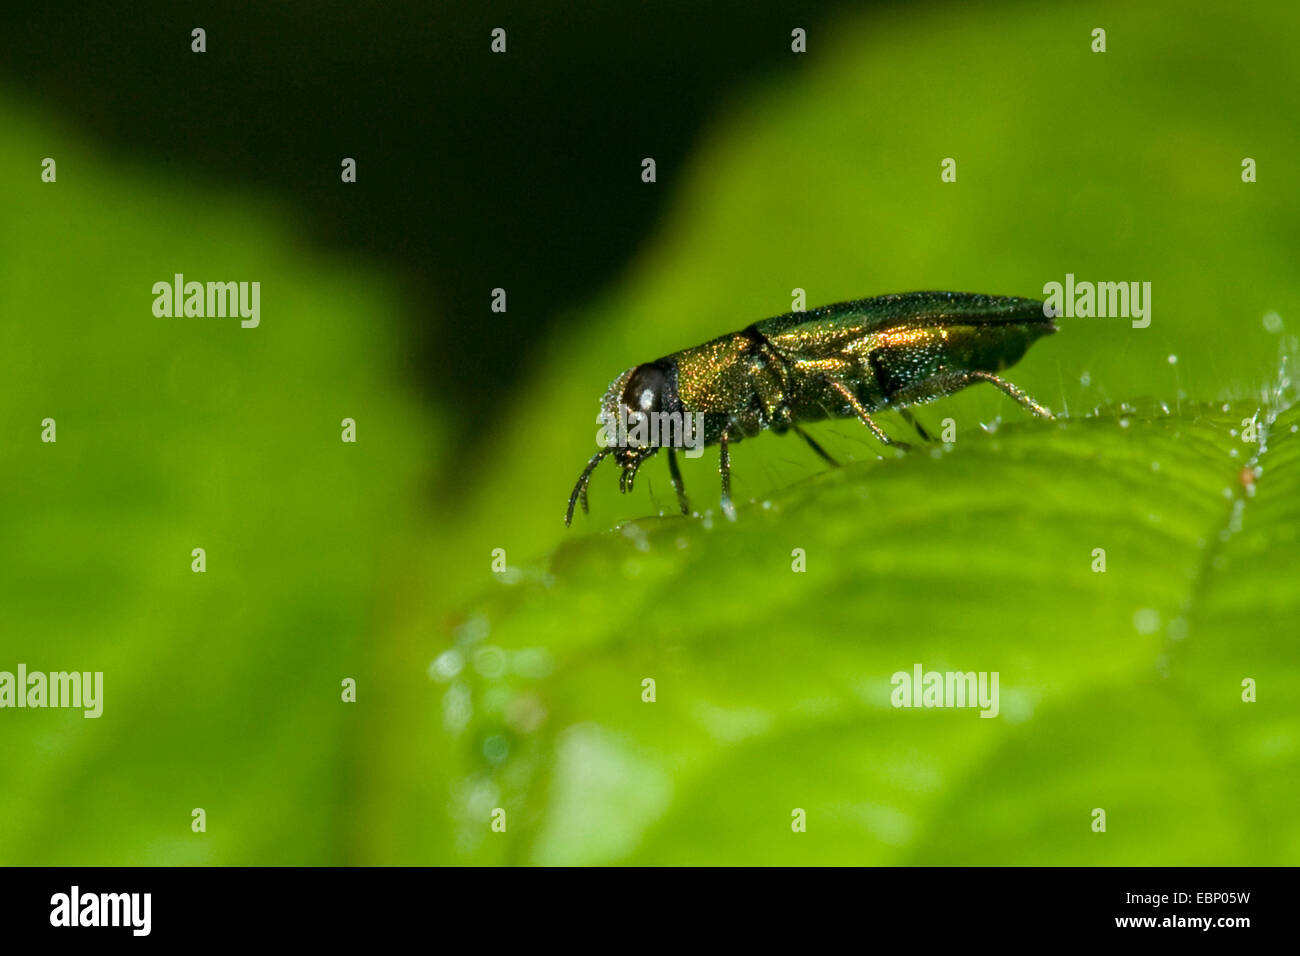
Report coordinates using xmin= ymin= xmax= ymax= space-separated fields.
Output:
xmin=506 ymin=694 xmax=547 ymax=734
xmin=443 ymin=683 xmax=473 ymax=732
xmin=455 ymin=615 xmax=491 ymax=645
xmin=512 ymin=647 xmax=554 ymax=680
xmin=1133 ymin=608 xmax=1161 ymax=635
xmin=430 ymin=649 xmax=464 ymax=682
xmin=474 ymin=646 xmax=508 ymax=679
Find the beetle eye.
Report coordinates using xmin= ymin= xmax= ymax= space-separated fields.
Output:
xmin=623 ymin=364 xmax=665 ymax=413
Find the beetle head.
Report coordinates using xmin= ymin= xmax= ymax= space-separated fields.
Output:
xmin=566 ymin=362 xmax=674 ymax=525
xmin=602 ymin=362 xmax=670 ymax=485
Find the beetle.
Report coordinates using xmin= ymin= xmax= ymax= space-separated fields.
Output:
xmin=566 ymin=290 xmax=1057 ymax=525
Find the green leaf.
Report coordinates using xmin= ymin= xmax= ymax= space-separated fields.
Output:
xmin=0 ymin=93 xmax=439 ymax=864
xmin=413 ymin=0 xmax=1300 ymax=864
xmin=5 ymin=0 xmax=1298 ymax=867
xmin=436 ymin=379 xmax=1298 ymax=864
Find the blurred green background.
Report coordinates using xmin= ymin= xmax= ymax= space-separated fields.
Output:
xmin=1 ymin=0 xmax=1297 ymax=865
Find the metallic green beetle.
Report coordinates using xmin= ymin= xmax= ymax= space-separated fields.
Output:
xmin=566 ymin=290 xmax=1056 ymax=525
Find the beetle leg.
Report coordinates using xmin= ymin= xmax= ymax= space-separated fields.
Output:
xmin=566 ymin=447 xmax=613 ymax=526
xmin=793 ymin=423 xmax=838 ymax=467
xmin=898 ymin=407 xmax=933 ymax=442
xmin=822 ymin=376 xmax=912 ymax=451
xmin=719 ymin=427 xmax=737 ymax=521
xmin=886 ymin=370 xmax=1055 ymax=421
xmin=967 ymin=371 xmax=1055 ymax=419
xmin=667 ymin=447 xmax=691 ymax=516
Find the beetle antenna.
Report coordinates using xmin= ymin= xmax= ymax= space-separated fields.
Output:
xmin=566 ymin=448 xmax=613 ymax=526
